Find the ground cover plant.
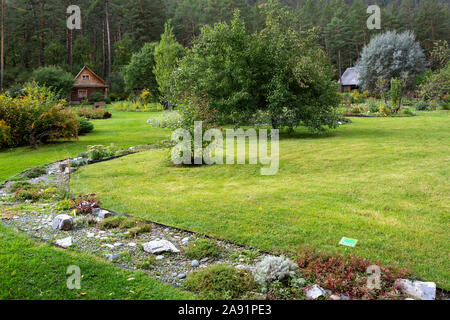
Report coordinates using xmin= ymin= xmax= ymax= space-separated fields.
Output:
xmin=184 ymin=265 xmax=255 ymax=300
xmin=71 ymin=111 xmax=450 ymax=289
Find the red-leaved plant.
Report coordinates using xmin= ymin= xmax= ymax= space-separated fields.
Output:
xmin=70 ymin=194 xmax=101 ymax=214
xmin=297 ymin=246 xmax=411 ymax=300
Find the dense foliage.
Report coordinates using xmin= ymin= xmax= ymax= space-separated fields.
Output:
xmin=356 ymin=31 xmax=427 ymax=92
xmin=172 ymin=9 xmax=340 ymax=132
xmin=123 ymin=43 xmax=159 ymax=97
xmin=2 ymin=0 xmax=449 ymax=96
xmin=30 ymin=66 xmax=74 ymax=99
xmin=0 ymin=83 xmax=79 ymax=148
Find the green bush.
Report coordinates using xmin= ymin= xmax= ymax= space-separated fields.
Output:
xmin=87 ymin=145 xmax=117 ymax=161
xmin=31 ymin=66 xmax=74 ymax=99
xmin=78 ymin=118 xmax=94 ymax=135
xmin=56 ymin=199 xmax=75 ymax=211
xmin=150 ymin=111 xmax=182 ymax=129
xmin=21 ymin=166 xmax=47 ymax=179
xmin=415 ymin=101 xmax=430 ymax=111
xmin=184 ymin=265 xmax=255 ymax=299
xmin=185 ymin=239 xmax=221 ymax=260
xmin=367 ymin=101 xmax=379 ymax=113
xmin=401 ymin=107 xmax=415 ymax=116
xmin=88 ymin=91 xmax=105 ymax=103
xmin=0 ymin=83 xmax=79 ymax=148
xmin=75 ymin=107 xmax=112 ymax=120
xmin=9 ymin=181 xmax=33 ymax=193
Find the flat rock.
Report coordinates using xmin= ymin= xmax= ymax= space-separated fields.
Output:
xmin=182 ymin=237 xmax=190 ymax=245
xmin=178 ymin=273 xmax=186 ymax=279
xmin=142 ymin=240 xmax=180 ymax=254
xmin=55 ymin=237 xmax=72 ymax=248
xmin=107 ymin=254 xmax=122 ymax=262
xmin=52 ymin=214 xmax=73 ymax=231
xmin=395 ymin=279 xmax=436 ymax=300
xmin=306 ymin=285 xmax=326 ymax=300
xmin=128 ymin=242 xmax=137 ymax=247
xmin=191 ymin=260 xmax=199 ymax=267
xmin=156 ymin=255 xmax=165 ymax=260
xmin=92 ymin=208 xmax=112 ymax=219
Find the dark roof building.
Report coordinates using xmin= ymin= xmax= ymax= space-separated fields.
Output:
xmin=338 ymin=67 xmax=360 ymax=92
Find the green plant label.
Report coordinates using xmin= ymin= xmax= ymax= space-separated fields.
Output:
xmin=339 ymin=237 xmax=358 ymax=247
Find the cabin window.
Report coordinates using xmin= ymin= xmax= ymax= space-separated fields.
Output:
xmin=82 ymin=75 xmax=90 ymax=80
xmin=78 ymin=89 xmax=88 ymax=99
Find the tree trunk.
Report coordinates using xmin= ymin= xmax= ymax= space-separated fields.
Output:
xmin=1 ymin=0 xmax=4 ymax=91
xmin=338 ymin=49 xmax=343 ymax=93
xmin=39 ymin=0 xmax=45 ymax=66
xmin=105 ymin=0 xmax=112 ymax=82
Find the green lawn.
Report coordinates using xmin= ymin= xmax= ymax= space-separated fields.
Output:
xmin=71 ymin=111 xmax=450 ymax=289
xmin=0 ymin=111 xmax=169 ymax=183
xmin=0 ymin=224 xmax=194 ymax=300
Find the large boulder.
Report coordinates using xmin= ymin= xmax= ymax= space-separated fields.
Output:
xmin=395 ymin=279 xmax=436 ymax=300
xmin=52 ymin=214 xmax=73 ymax=231
xmin=142 ymin=240 xmax=180 ymax=254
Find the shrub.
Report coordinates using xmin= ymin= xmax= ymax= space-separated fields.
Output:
xmin=9 ymin=181 xmax=33 ymax=193
xmin=378 ymin=101 xmax=391 ymax=117
xmin=78 ymin=118 xmax=94 ymax=135
xmin=70 ymin=194 xmax=101 ymax=214
xmin=253 ymin=256 xmax=299 ymax=290
xmin=297 ymin=246 xmax=411 ymax=299
xmin=150 ymin=111 xmax=182 ymax=129
xmin=136 ymin=256 xmax=156 ymax=270
xmin=0 ymin=120 xmax=12 ymax=148
xmin=111 ymin=101 xmax=163 ymax=112
xmin=88 ymin=91 xmax=105 ymax=103
xmin=367 ymin=101 xmax=378 ymax=113
xmin=185 ymin=239 xmax=221 ymax=260
xmin=356 ymin=31 xmax=427 ymax=92
xmin=14 ymin=189 xmax=41 ymax=201
xmin=75 ymin=107 xmax=112 ymax=120
xmin=266 ymin=279 xmax=307 ymax=300
xmin=185 ymin=265 xmax=255 ymax=299
xmin=87 ymin=145 xmax=117 ymax=161
xmin=401 ymin=108 xmax=415 ymax=116
xmin=21 ymin=166 xmax=47 ymax=179
xmin=74 ymin=216 xmax=97 ymax=228
xmin=56 ymin=199 xmax=75 ymax=211
xmin=414 ymin=101 xmax=430 ymax=111
xmin=98 ymin=216 xmax=151 ymax=238
xmin=31 ymin=66 xmax=74 ymax=99
xmin=0 ymin=83 xmax=79 ymax=148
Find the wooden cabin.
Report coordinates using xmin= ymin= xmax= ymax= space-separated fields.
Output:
xmin=338 ymin=67 xmax=360 ymax=92
xmin=70 ymin=66 xmax=108 ymax=105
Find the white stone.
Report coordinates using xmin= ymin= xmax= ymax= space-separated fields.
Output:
xmin=156 ymin=255 xmax=165 ymax=260
xmin=306 ymin=285 xmax=326 ymax=300
xmin=114 ymin=242 xmax=123 ymax=247
xmin=86 ymin=233 xmax=95 ymax=238
xmin=92 ymin=208 xmax=112 ymax=219
xmin=182 ymin=237 xmax=190 ymax=244
xmin=127 ymin=242 xmax=137 ymax=247
xmin=55 ymin=237 xmax=72 ymax=248
xmin=395 ymin=279 xmax=436 ymax=300
xmin=142 ymin=240 xmax=180 ymax=254
xmin=51 ymin=214 xmax=73 ymax=231
xmin=104 ymin=244 xmax=114 ymax=249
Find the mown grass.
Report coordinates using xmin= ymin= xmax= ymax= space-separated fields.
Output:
xmin=71 ymin=111 xmax=450 ymax=289
xmin=0 ymin=110 xmax=169 ymax=183
xmin=0 ymin=224 xmax=194 ymax=300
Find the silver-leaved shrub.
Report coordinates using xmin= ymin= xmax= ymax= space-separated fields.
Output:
xmin=253 ymin=256 xmax=299 ymax=290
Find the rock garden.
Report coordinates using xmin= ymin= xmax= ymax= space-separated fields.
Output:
xmin=0 ymin=146 xmax=445 ymax=301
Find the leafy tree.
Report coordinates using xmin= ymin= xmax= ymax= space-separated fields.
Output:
xmin=419 ymin=62 xmax=450 ymax=101
xmin=123 ymin=42 xmax=158 ymax=96
xmin=356 ymin=31 xmax=427 ymax=92
xmin=172 ymin=7 xmax=340 ymax=132
xmin=154 ymin=21 xmax=185 ymax=106
xmin=30 ymin=66 xmax=74 ymax=98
